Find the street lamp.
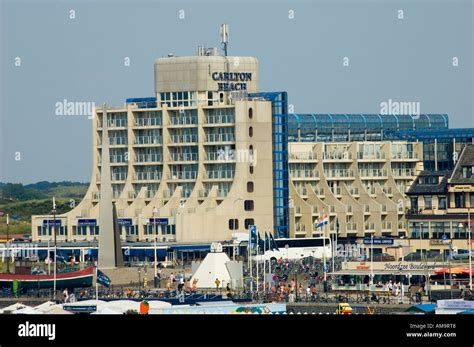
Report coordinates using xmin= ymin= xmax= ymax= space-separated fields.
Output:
xmin=6 ymin=214 xmax=9 ymax=273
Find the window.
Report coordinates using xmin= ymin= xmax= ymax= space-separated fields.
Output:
xmin=247 ymin=181 xmax=254 ymax=193
xmin=471 ymin=193 xmax=474 ymax=209
xmin=410 ymin=197 xmax=418 ymax=211
xmin=249 ymin=126 xmax=253 ymax=137
xmin=249 ymin=166 xmax=254 ymax=174
xmin=244 ymin=200 xmax=254 ymax=211
xmin=219 ymin=93 xmax=224 ymax=103
xmin=438 ymin=196 xmax=447 ymax=209
xmin=229 ymin=219 xmax=239 ymax=230
xmin=248 ymin=107 xmax=253 ymax=119
xmin=455 ymin=192 xmax=465 ymax=208
xmin=245 ymin=219 xmax=255 ymax=229
xmin=424 ymin=195 xmax=432 ymax=209
xmin=462 ymin=166 xmax=472 ymax=179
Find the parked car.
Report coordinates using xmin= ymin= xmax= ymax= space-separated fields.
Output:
xmin=452 ymin=249 xmax=474 ymax=260
xmin=368 ymin=253 xmax=395 ymax=262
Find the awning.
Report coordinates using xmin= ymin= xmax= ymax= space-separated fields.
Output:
xmin=171 ymin=245 xmax=210 ymax=252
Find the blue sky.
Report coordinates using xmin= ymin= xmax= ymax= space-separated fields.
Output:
xmin=1 ymin=0 xmax=472 ymax=183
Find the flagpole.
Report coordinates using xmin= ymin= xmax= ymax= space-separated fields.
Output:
xmin=52 ymin=197 xmax=57 ymax=303
xmin=263 ymin=234 xmax=266 ymax=295
xmin=256 ymin=243 xmax=259 ymax=298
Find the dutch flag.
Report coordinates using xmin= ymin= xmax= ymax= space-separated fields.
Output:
xmin=315 ymin=214 xmax=329 ymax=229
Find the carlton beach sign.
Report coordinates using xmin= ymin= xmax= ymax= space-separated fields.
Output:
xmin=212 ymin=72 xmax=252 ymax=91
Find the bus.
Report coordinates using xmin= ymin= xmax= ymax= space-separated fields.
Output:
xmin=254 ymin=237 xmax=332 ymax=262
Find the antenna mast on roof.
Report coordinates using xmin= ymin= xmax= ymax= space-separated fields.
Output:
xmin=220 ymin=24 xmax=229 ymax=56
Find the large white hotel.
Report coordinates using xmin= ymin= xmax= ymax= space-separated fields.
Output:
xmin=32 ymin=45 xmax=432 ymax=246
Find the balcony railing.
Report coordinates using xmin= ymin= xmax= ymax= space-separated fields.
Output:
xmin=382 ymin=221 xmax=392 ymax=230
xmin=364 ymin=205 xmax=370 ymax=213
xmin=365 ymin=223 xmax=375 ymax=231
xmin=170 ymin=134 xmax=198 ymax=143
xmin=346 ymin=205 xmax=353 ymax=213
xmin=92 ymin=191 xmax=100 ymax=199
xmin=323 ymin=152 xmax=352 ymax=160
xmin=204 ymin=170 xmax=234 ymax=180
xmin=347 ymin=223 xmax=357 ymax=231
xmin=134 ymin=118 xmax=162 ymax=127
xmin=295 ymin=224 xmax=306 ymax=232
xmin=169 ymin=116 xmax=197 ymax=125
xmin=205 ymin=133 xmax=235 ymax=142
xmin=392 ymin=168 xmax=416 ymax=177
xmin=112 ymin=191 xmax=121 ymax=199
xmin=391 ymin=152 xmax=418 ymax=160
xmin=324 ymin=169 xmax=354 ymax=178
xmin=312 ymin=206 xmax=319 ymax=215
xmin=290 ymin=170 xmax=319 ymax=179
xmin=359 ymin=169 xmax=388 ymax=177
xmin=136 ymin=153 xmax=162 ymax=162
xmin=111 ymin=173 xmax=127 ymax=181
xmin=135 ymin=136 xmax=162 ymax=145
xmin=296 ymin=187 xmax=307 ymax=196
xmin=289 ymin=152 xmax=317 ymax=160
xmin=170 ymin=153 xmax=198 ymax=161
xmin=199 ymin=189 xmax=229 ymax=198
xmin=109 ymin=137 xmax=127 ymax=145
xmin=398 ymin=222 xmax=406 ymax=230
xmin=295 ymin=206 xmax=301 ymax=215
xmin=348 ymin=187 xmax=359 ymax=195
xmin=169 ymin=171 xmax=197 ymax=180
xmin=205 ymin=152 xmax=236 ymax=161
xmin=135 ymin=172 xmax=162 ymax=180
xmin=357 ymin=152 xmax=385 ymax=160
xmin=206 ymin=114 xmax=235 ymax=124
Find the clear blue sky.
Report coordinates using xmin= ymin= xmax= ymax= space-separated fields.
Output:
xmin=1 ymin=0 xmax=472 ymax=183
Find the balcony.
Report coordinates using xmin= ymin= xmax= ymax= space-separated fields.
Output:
xmin=145 ymin=190 xmax=157 ymax=199
xmin=391 ymin=152 xmax=418 ymax=160
xmin=296 ymin=187 xmax=307 ymax=197
xmin=398 ymin=222 xmax=406 ymax=230
xmin=329 ymin=205 xmax=336 ymax=214
xmin=289 ymin=152 xmax=318 ymax=162
xmin=295 ymin=224 xmax=306 ymax=232
xmin=365 ymin=223 xmax=375 ymax=231
xmin=324 ymin=169 xmax=354 ymax=179
xmin=205 ymin=133 xmax=235 ymax=143
xmin=295 ymin=206 xmax=302 ymax=215
xmin=168 ymin=171 xmax=198 ymax=180
xmin=382 ymin=221 xmax=392 ymax=230
xmin=331 ymin=187 xmax=341 ymax=196
xmin=128 ymin=191 xmax=136 ymax=199
xmin=169 ymin=116 xmax=198 ymax=126
xmin=135 ymin=136 xmax=162 ymax=145
xmin=92 ymin=191 xmax=100 ymax=200
xmin=357 ymin=152 xmax=386 ymax=160
xmin=382 ymin=186 xmax=393 ymax=195
xmin=205 ymin=152 xmax=236 ymax=162
xmin=134 ymin=118 xmax=162 ymax=127
xmin=364 ymin=205 xmax=370 ymax=213
xmin=348 ymin=187 xmax=359 ymax=196
xmin=111 ymin=173 xmax=127 ymax=181
xmin=323 ymin=152 xmax=352 ymax=160
xmin=347 ymin=223 xmax=358 ymax=232
xmin=206 ymin=114 xmax=235 ymax=124
xmin=107 ymin=120 xmax=127 ymax=128
xmin=136 ymin=153 xmax=162 ymax=162
xmin=289 ymin=170 xmax=319 ymax=179
xmin=109 ymin=137 xmax=127 ymax=146
xmin=346 ymin=205 xmax=353 ymax=214
xmin=112 ymin=191 xmax=121 ymax=199
xmin=314 ymin=187 xmax=324 ymax=196
xmin=359 ymin=169 xmax=388 ymax=178
xmin=311 ymin=206 xmax=319 ymax=215
xmin=204 ymin=170 xmax=234 ymax=180
xmin=391 ymin=168 xmax=416 ymax=177
xmin=169 ymin=153 xmax=198 ymax=162
xmin=170 ymin=134 xmax=198 ymax=144
xmin=198 ymin=189 xmax=229 ymax=198
xmin=135 ymin=172 xmax=162 ymax=181
xmin=381 ymin=205 xmax=387 ymax=213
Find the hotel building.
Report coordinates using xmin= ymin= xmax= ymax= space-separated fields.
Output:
xmin=32 ymin=48 xmax=288 ymax=243
xmin=31 ymin=46 xmax=473 ymax=253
